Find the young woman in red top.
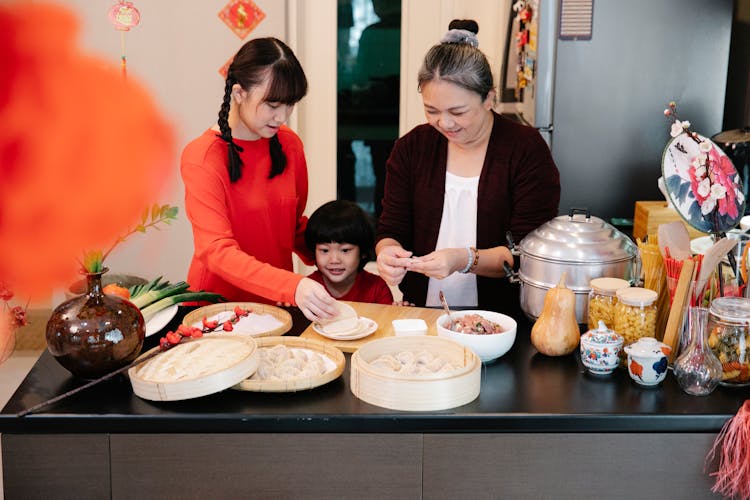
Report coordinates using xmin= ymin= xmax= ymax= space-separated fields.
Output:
xmin=181 ymin=38 xmax=337 ymax=323
xmin=305 ymin=200 xmax=393 ymax=305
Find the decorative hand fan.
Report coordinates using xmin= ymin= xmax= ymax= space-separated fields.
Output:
xmin=661 ymin=109 xmax=745 ymax=234
xmin=662 ymin=107 xmax=750 ymax=500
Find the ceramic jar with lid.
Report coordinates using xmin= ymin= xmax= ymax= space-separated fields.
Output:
xmin=587 ymin=277 xmax=631 ymax=329
xmin=624 ymin=337 xmax=671 ymax=386
xmin=707 ymin=296 xmax=750 ymax=386
xmin=614 ymin=287 xmax=658 ymax=348
xmin=580 ymin=320 xmax=624 ymax=375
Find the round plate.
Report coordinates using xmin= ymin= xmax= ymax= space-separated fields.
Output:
xmin=145 ymin=304 xmax=179 ymax=337
xmin=690 ymin=235 xmax=714 ymax=255
xmin=312 ymin=317 xmax=377 ymax=341
xmin=690 ymin=230 xmax=747 ymax=255
xmin=182 ymin=302 xmax=292 ymax=338
xmin=662 ymin=132 xmax=744 ymax=234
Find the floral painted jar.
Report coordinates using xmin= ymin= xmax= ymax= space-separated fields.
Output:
xmin=580 ymin=320 xmax=624 ymax=375
xmin=623 ymin=337 xmax=671 ymax=387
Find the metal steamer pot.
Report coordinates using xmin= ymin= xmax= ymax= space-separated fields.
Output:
xmin=509 ymin=209 xmax=640 ymax=324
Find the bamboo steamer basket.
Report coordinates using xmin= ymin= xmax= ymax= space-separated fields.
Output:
xmin=233 ymin=336 xmax=345 ymax=393
xmin=182 ymin=302 xmax=292 ymax=337
xmin=350 ymin=336 xmax=480 ymax=411
xmin=129 ymin=335 xmax=259 ymax=401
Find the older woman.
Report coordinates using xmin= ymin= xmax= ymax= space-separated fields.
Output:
xmin=376 ymin=19 xmax=560 ymax=312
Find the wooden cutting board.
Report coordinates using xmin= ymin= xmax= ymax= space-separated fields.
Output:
xmin=300 ymin=302 xmax=444 ymax=352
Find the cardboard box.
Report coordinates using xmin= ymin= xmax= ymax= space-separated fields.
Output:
xmin=633 ymin=201 xmax=707 ymax=241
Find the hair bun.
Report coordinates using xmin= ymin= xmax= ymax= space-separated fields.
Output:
xmin=448 ymin=19 xmax=479 ymax=34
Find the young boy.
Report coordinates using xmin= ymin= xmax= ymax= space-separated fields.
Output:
xmin=305 ymin=200 xmax=394 ymax=304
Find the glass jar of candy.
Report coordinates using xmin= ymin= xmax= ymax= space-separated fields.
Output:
xmin=588 ymin=277 xmax=631 ymax=330
xmin=707 ymin=296 xmax=750 ymax=387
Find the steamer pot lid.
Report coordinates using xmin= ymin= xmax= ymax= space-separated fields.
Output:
xmin=518 ymin=209 xmax=638 ymax=263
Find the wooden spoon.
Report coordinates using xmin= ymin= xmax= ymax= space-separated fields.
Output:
xmin=658 ymin=221 xmax=691 ymax=260
xmin=694 ymin=237 xmax=737 ymax=300
xmin=438 ymin=291 xmax=454 ymax=328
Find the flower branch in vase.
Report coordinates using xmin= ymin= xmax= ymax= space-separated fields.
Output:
xmin=79 ymin=203 xmax=179 ymax=273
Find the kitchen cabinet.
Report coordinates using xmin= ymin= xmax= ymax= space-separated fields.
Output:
xmin=1 ymin=306 xmax=740 ymax=499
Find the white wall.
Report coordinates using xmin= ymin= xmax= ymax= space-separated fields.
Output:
xmin=400 ymin=0 xmax=511 ymax=134
xmin=48 ymin=0 xmax=509 ymax=290
xmin=55 ymin=0 xmax=290 ymax=284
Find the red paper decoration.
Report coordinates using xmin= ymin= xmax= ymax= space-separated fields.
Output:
xmin=218 ymin=55 xmax=233 ymax=80
xmin=218 ymin=0 xmax=265 ymax=40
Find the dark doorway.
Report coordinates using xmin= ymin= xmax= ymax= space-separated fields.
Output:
xmin=337 ymin=0 xmax=401 ymax=220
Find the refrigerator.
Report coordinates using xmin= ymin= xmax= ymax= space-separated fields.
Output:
xmin=514 ymin=0 xmax=734 ymax=222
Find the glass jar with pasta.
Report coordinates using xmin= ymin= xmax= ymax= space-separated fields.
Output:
xmin=707 ymin=296 xmax=750 ymax=386
xmin=588 ymin=277 xmax=630 ymax=330
xmin=614 ymin=287 xmax=658 ymax=351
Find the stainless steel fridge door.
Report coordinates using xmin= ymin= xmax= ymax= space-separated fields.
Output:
xmin=549 ymin=0 xmax=732 ymax=221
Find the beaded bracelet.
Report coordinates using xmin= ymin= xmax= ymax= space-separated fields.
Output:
xmin=469 ymin=246 xmax=479 ymax=272
xmin=460 ymin=247 xmax=473 ymax=274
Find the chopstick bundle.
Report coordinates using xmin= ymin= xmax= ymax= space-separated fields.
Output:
xmin=663 ymin=259 xmax=696 ymax=362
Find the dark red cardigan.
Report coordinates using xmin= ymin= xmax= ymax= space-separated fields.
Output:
xmin=376 ymin=112 xmax=560 ymax=312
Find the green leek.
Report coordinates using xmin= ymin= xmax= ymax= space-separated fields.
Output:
xmin=140 ymin=292 xmax=224 ymax=323
xmin=130 ymin=281 xmax=189 ymax=309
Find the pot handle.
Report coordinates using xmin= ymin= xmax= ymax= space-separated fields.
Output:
xmin=503 ymin=231 xmax=520 ymax=282
xmin=505 ymin=230 xmax=520 ymax=256
xmin=568 ymin=207 xmax=591 ymax=221
xmin=503 ymin=262 xmax=520 ymax=283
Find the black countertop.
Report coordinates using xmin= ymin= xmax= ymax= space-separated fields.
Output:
xmin=2 ymin=305 xmax=748 ymax=434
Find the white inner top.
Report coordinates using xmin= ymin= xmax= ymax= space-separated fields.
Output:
xmin=426 ymin=172 xmax=479 ymax=307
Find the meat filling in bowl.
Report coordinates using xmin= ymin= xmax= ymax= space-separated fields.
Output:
xmin=448 ymin=314 xmax=505 ymax=335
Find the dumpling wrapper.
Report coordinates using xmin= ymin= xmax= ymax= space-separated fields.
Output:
xmin=317 ymin=301 xmax=358 ymax=334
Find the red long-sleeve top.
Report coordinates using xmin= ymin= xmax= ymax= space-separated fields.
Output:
xmin=181 ymin=127 xmax=313 ymax=305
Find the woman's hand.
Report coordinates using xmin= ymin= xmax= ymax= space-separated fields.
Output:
xmin=376 ymin=243 xmax=413 ymax=286
xmin=408 ymin=248 xmax=466 ymax=279
xmin=294 ymin=278 xmax=338 ymax=323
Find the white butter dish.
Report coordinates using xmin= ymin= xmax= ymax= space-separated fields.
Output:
xmin=392 ymin=319 xmax=428 ymax=337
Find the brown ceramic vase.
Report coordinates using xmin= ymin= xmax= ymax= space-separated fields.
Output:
xmin=46 ymin=268 xmax=145 ymax=379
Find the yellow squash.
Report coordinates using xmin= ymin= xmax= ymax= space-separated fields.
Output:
xmin=530 ymin=272 xmax=580 ymax=356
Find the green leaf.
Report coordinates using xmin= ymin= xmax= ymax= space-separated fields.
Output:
xmin=151 ymin=203 xmax=160 ymax=222
xmin=141 ymin=207 xmax=149 ymax=225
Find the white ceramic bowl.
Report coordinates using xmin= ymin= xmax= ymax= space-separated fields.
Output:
xmin=436 ymin=310 xmax=517 ymax=363
xmin=392 ymin=319 xmax=428 ymax=337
